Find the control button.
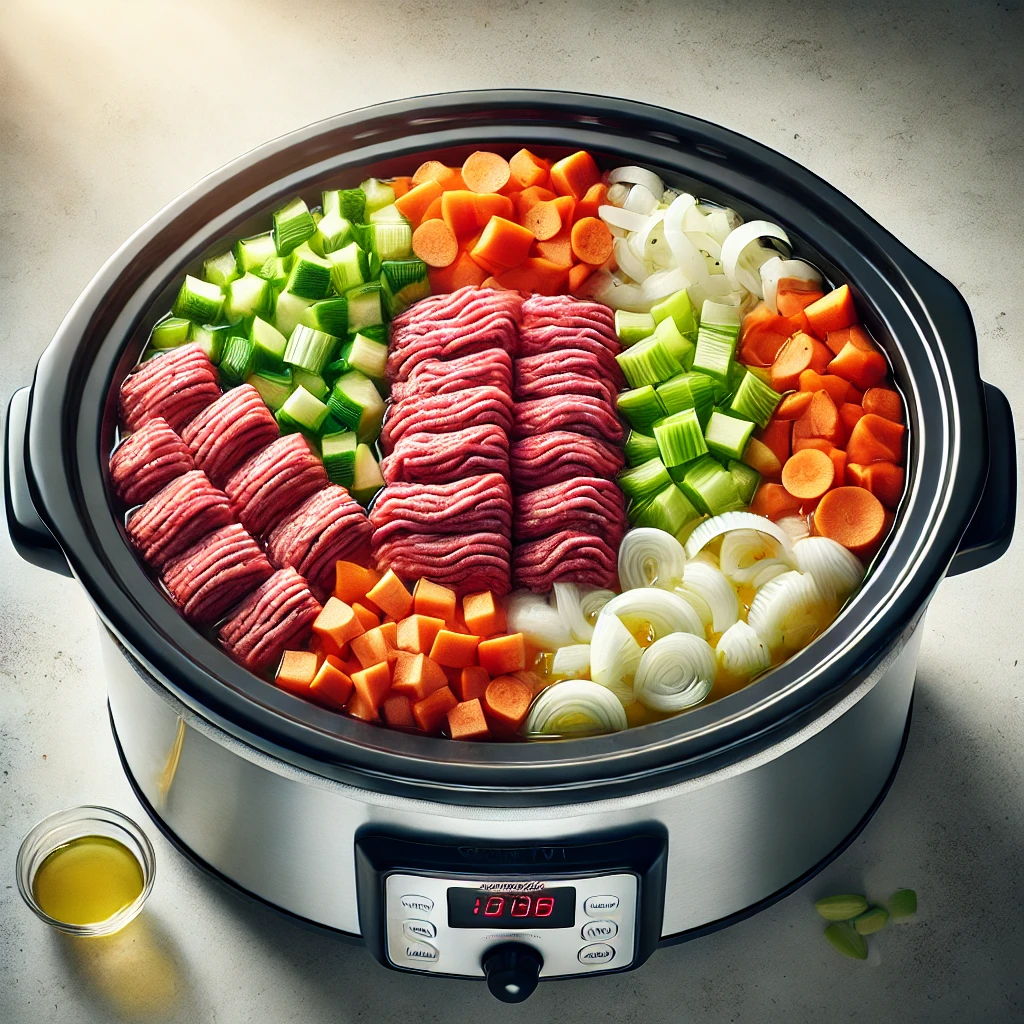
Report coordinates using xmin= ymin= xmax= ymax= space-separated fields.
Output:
xmin=399 ymin=894 xmax=434 ymax=915
xmin=584 ymin=895 xmax=620 ymax=916
xmin=404 ymin=919 xmax=437 ymax=941
xmin=581 ymin=919 xmax=618 ymax=941
xmin=578 ymin=943 xmax=615 ymax=965
xmin=403 ymin=940 xmax=439 ymax=964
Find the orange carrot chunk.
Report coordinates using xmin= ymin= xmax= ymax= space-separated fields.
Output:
xmin=366 ymin=569 xmax=414 ymax=621
xmin=798 ymin=369 xmax=851 ymax=406
xmin=495 ymin=257 xmax=570 ymax=295
xmin=523 ymin=199 xmax=564 ymax=241
xmin=440 ymin=190 xmax=483 ymax=241
xmin=549 ymin=151 xmax=601 ymax=200
xmin=429 ymin=629 xmax=481 ymax=668
xmin=471 ymin=216 xmax=535 ymax=270
xmin=351 ymin=661 xmax=392 ymax=709
xmin=447 ymin=698 xmax=491 ymax=741
xmin=452 ymin=665 xmax=491 ymax=703
xmin=420 ymin=196 xmax=444 ymax=223
xmin=412 ymin=686 xmax=458 ymax=733
xmin=381 ymin=692 xmax=416 ymax=729
xmin=390 ymin=651 xmax=448 ymax=702
xmin=389 ymin=176 xmax=413 ymax=198
xmin=575 ymin=182 xmax=609 ymax=221
xmin=534 ymin=225 xmax=575 ymax=268
xmin=350 ymin=625 xmax=396 ymax=669
xmin=757 ymin=419 xmax=793 ymax=464
xmin=412 ymin=219 xmax=459 ymax=268
xmin=829 ymin=448 xmax=848 ymax=488
xmin=748 ymin=482 xmax=803 ymax=520
xmin=275 ymin=650 xmax=319 ymax=696
xmin=313 ymin=597 xmax=365 ymax=656
xmin=792 ymin=390 xmax=841 ymax=444
xmin=463 ymin=591 xmax=507 ymax=637
xmin=514 ymin=185 xmax=558 ymax=221
xmin=771 ymin=332 xmax=830 ymax=391
xmin=814 ymin=486 xmax=886 ymax=556
xmin=334 ymin=562 xmax=381 ymax=608
xmin=570 ymin=216 xmax=615 ymax=266
xmin=792 ymin=437 xmax=835 ymax=454
xmin=412 ymin=579 xmax=457 ymax=622
xmin=846 ymin=461 xmax=904 ymax=509
xmin=483 ymin=675 xmax=534 ymax=733
xmin=477 ymin=633 xmax=527 ymax=676
xmin=827 ymin=341 xmax=888 ymax=390
xmin=846 ymin=413 xmax=905 ymax=465
xmin=509 ymin=149 xmax=551 ymax=189
xmin=412 ymin=160 xmax=460 ymax=188
xmin=396 ymin=613 xmax=446 ymax=655
xmin=351 ymin=601 xmax=380 ymax=633
xmin=462 ymin=151 xmax=512 ymax=195
xmin=394 ymin=179 xmax=443 ymax=225
xmin=775 ymin=391 xmax=813 ymax=420
xmin=568 ymin=262 xmax=595 ymax=294
xmin=345 ymin=691 xmax=380 ymax=723
xmin=308 ymin=656 xmax=355 ymax=711
xmin=776 ymin=280 xmax=824 ymax=317
xmin=781 ymin=448 xmax=835 ymax=501
xmin=739 ymin=303 xmax=800 ymax=367
xmin=825 ymin=324 xmax=875 ymax=357
xmin=862 ymin=387 xmax=903 ymax=423
xmin=804 ymin=285 xmax=858 ymax=338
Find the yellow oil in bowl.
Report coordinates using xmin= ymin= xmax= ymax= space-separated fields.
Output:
xmin=32 ymin=835 xmax=145 ymax=927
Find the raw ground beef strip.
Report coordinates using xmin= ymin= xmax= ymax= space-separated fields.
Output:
xmin=520 ymin=294 xmax=617 ymax=333
xmin=380 ymin=425 xmax=510 ymax=485
xmin=161 ymin=523 xmax=273 ymax=625
xmin=512 ymin=530 xmax=619 ymax=591
xmin=513 ymin=370 xmax=618 ymax=405
xmin=265 ymin=485 xmax=372 ymax=599
xmin=373 ymin=531 xmax=512 ymax=595
xmin=387 ymin=319 xmax=519 ymax=382
xmin=381 ymin=386 xmax=514 ymax=452
xmin=119 ymin=344 xmax=221 ymax=432
xmin=390 ymin=286 xmax=524 ymax=335
xmin=512 ymin=396 xmax=624 ymax=443
xmin=513 ymin=477 xmax=627 ymax=543
xmin=109 ymin=417 xmax=194 ymax=506
xmin=516 ymin=325 xmax=622 ymax=377
xmin=224 ymin=434 xmax=328 ymax=539
xmin=126 ymin=470 xmax=234 ymax=569
xmin=510 ymin=432 xmax=625 ymax=490
xmin=219 ymin=567 xmax=322 ymax=674
xmin=390 ymin=348 xmax=514 ymax=402
xmin=181 ymin=384 xmax=280 ymax=485
xmin=515 ymin=350 xmax=625 ymax=392
xmin=369 ymin=474 xmax=512 ymax=545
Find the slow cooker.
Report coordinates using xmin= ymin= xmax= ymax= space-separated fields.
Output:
xmin=4 ymin=91 xmax=1016 ymax=1001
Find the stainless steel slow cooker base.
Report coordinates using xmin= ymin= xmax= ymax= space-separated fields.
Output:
xmin=102 ymin=616 xmax=920 ymax=943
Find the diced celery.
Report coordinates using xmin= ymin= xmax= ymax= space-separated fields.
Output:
xmin=272 ymin=291 xmax=315 ymax=338
xmin=284 ymin=325 xmax=338 ymax=376
xmin=729 ymin=370 xmax=782 ymax=428
xmin=368 ymin=203 xmax=410 ymax=224
xmin=203 ymin=250 xmax=240 ymax=288
xmin=280 ymin=385 xmax=329 ymax=433
xmin=323 ymin=188 xmax=366 ymax=224
xmin=692 ymin=300 xmax=741 ymax=383
xmin=654 ymin=408 xmax=708 ymax=467
xmin=635 ymin=484 xmax=700 ymax=535
xmin=328 ymin=241 xmax=370 ymax=294
xmin=650 ymin=288 xmax=697 ymax=338
xmin=679 ymin=455 xmax=745 ymax=516
xmin=360 ymin=178 xmax=396 ymax=215
xmin=617 ymin=336 xmax=683 ymax=388
xmin=614 ymin=310 xmax=656 ymax=346
xmin=617 ymin=458 xmax=672 ymax=502
xmin=624 ymin=430 xmax=661 ymax=466
xmin=351 ymin=443 xmax=385 ymax=504
xmin=256 ymin=254 xmax=291 ymax=289
xmin=366 ymin=221 xmax=413 ymax=263
xmin=346 ymin=283 xmax=385 ymax=332
xmin=150 ymin=317 xmax=191 ymax=350
xmin=235 ymin=233 xmax=278 ymax=274
xmin=189 ymin=323 xmax=232 ymax=364
xmin=219 ymin=334 xmax=257 ymax=386
xmin=616 ymin=386 xmax=665 ymax=432
xmin=728 ymin=460 xmax=761 ymax=505
xmin=656 ymin=371 xmax=716 ymax=427
xmin=328 ymin=371 xmax=386 ymax=443
xmin=172 ymin=275 xmax=224 ymax=324
xmin=286 ymin=245 xmax=333 ymax=300
xmin=704 ymin=410 xmax=754 ymax=462
xmin=381 ymin=258 xmax=430 ymax=317
xmin=321 ymin=431 xmax=358 ymax=487
xmin=290 ymin=368 xmax=329 ymax=402
xmin=273 ymin=197 xmax=316 ymax=256
xmin=249 ymin=316 xmax=288 ymax=371
xmin=224 ymin=273 xmax=272 ymax=323
xmin=652 ymin=316 xmax=695 ymax=370
xmin=312 ymin=210 xmax=352 ymax=255
xmin=303 ymin=298 xmax=348 ymax=337
xmin=246 ymin=368 xmax=294 ymax=411
xmin=338 ymin=334 xmax=388 ymax=380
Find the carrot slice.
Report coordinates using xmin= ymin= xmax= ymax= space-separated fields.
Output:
xmin=776 ymin=392 xmax=813 ymax=420
xmin=771 ymin=332 xmax=830 ymax=391
xmin=792 ymin=437 xmax=835 ymax=454
xmin=275 ymin=650 xmax=319 ymax=696
xmin=313 ymin=597 xmax=365 ymax=656
xmin=741 ymin=437 xmax=783 ymax=481
xmin=471 ymin=216 xmax=535 ymax=270
xmin=523 ymin=199 xmax=563 ymax=241
xmin=381 ymin=692 xmax=415 ymax=729
xmin=829 ymin=447 xmax=847 ymax=487
xmin=495 ymin=257 xmax=570 ymax=295
xmin=839 ymin=402 xmax=865 ymax=438
xmin=738 ymin=302 xmax=803 ymax=367
xmin=350 ymin=625 xmax=396 ymax=669
xmin=308 ymin=656 xmax=354 ymax=711
xmin=824 ymin=324 xmax=875 ymax=356
xmin=428 ymin=251 xmax=487 ymax=293
xmin=429 ymin=629 xmax=481 ymax=668
xmin=447 ymin=698 xmax=490 ymax=740
xmin=412 ymin=579 xmax=457 ymax=622
xmin=781 ymin=448 xmax=835 ymax=501
xmin=748 ymin=482 xmax=803 ymax=520
xmin=412 ymin=160 xmax=459 ymax=188
xmin=814 ymin=486 xmax=886 ymax=556
xmin=393 ymin=179 xmax=442 ymax=225
xmin=846 ymin=413 xmax=905 ymax=465
xmin=757 ymin=419 xmax=792 ymax=464
xmin=419 ymin=196 xmax=444 ymax=223
xmin=514 ymin=185 xmax=558 ymax=221
xmin=509 ymin=149 xmax=550 ymax=189
xmin=862 ymin=387 xmax=903 ymax=423
xmin=847 ymin=461 xmax=905 ymax=509
xmin=366 ymin=569 xmax=414 ymax=620
xmin=568 ymin=262 xmax=595 ymax=293
xmin=549 ymin=150 xmax=601 ymax=200
xmin=440 ymin=190 xmax=483 ymax=242
xmin=483 ymin=675 xmax=533 ymax=734
xmin=792 ymin=390 xmax=840 ymax=443
xmin=412 ymin=219 xmax=458 ymax=268
xmin=477 ymin=633 xmax=527 ymax=676
xmin=463 ymin=591 xmax=506 ymax=637
xmin=804 ymin=284 xmax=858 ymax=338
xmin=798 ymin=369 xmax=851 ymax=406
xmin=462 ymin=151 xmax=511 ymax=194
xmin=827 ymin=341 xmax=888 ymax=390
xmin=412 ymin=686 xmax=458 ymax=733
xmin=452 ymin=665 xmax=491 ymax=703
xmin=534 ymin=225 xmax=575 ymax=268
xmin=473 ymin=193 xmax=515 ymax=227
xmin=575 ymin=182 xmax=609 ymax=221
xmin=389 ymin=176 xmax=413 ymax=199
xmin=570 ymin=216 xmax=615 ymax=266
xmin=396 ymin=613 xmax=446 ymax=655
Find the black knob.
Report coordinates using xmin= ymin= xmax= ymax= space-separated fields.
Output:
xmin=482 ymin=942 xmax=544 ymax=1002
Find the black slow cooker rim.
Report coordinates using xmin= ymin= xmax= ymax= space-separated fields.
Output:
xmin=25 ymin=90 xmax=986 ymax=801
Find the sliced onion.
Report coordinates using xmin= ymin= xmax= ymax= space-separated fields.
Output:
xmin=750 ymin=560 xmax=791 ymax=589
xmin=640 ymin=266 xmax=688 ymax=301
xmin=618 ymin=528 xmax=687 ymax=590
xmin=719 ymin=529 xmax=796 ymax=586
xmin=614 ymin=236 xmax=650 ymax=284
xmin=634 ymin=633 xmax=716 ymax=712
xmin=760 ymin=256 xmax=824 ymax=313
xmin=606 ymin=182 xmax=631 ymax=207
xmin=673 ymin=586 xmax=713 ymax=628
xmin=551 ymin=643 xmax=591 ymax=678
xmin=601 ymin=588 xmax=704 ymax=639
xmin=776 ymin=515 xmax=811 ymax=543
xmin=687 ymin=274 xmax=746 ymax=311
xmin=685 ymin=512 xmax=796 ymax=562
xmin=663 ymin=192 xmax=709 ymax=286
xmin=553 ymin=583 xmax=597 ymax=642
xmin=525 ymin=680 xmax=628 ymax=737
xmin=793 ymin=537 xmax=864 ymax=606
xmin=661 ymin=188 xmax=681 ymax=204
xmin=631 ymin=208 xmax=665 ymax=260
xmin=580 ymin=588 xmax=615 ymax=625
xmin=747 ymin=570 xmax=834 ymax=655
xmin=721 ymin=220 xmax=791 ymax=295
xmin=579 ymin=270 xmax=651 ymax=312
xmin=599 ymin=205 xmax=650 ymax=232
xmin=505 ymin=591 xmax=573 ymax=651
xmin=589 ymin=611 xmax=642 ymax=705
xmin=716 ymin=620 xmax=771 ymax=683
xmin=607 ymin=165 xmax=665 ymax=197
xmin=678 ymin=561 xmax=739 ymax=632
xmin=623 ymin=183 xmax=659 ymax=216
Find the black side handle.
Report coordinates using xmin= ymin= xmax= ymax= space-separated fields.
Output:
xmin=4 ymin=387 xmax=72 ymax=577
xmin=949 ymin=381 xmax=1016 ymax=575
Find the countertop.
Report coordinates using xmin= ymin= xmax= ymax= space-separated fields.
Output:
xmin=1 ymin=1 xmax=1022 ymax=1021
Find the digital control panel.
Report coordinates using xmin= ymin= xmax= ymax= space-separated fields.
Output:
xmin=383 ymin=872 xmax=638 ymax=977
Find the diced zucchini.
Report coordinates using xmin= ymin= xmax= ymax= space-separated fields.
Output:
xmin=249 ymin=316 xmax=288 ymax=371
xmin=272 ymin=290 xmax=315 ymax=338
xmin=323 ymin=188 xmax=366 ymax=223
xmin=614 ymin=310 xmax=656 ymax=346
xmin=286 ymin=245 xmax=333 ymax=300
xmin=220 ymin=334 xmax=257 ymax=386
xmin=235 ymin=232 xmax=278 ymax=274
xmin=704 ymin=409 xmax=754 ymax=462
xmin=728 ymin=459 xmax=761 ymax=506
xmin=284 ymin=324 xmax=338 ymax=376
xmin=368 ymin=203 xmax=410 ymax=225
xmin=303 ymin=298 xmax=349 ymax=338
xmin=290 ymin=368 xmax=328 ymax=402
xmin=327 ymin=371 xmax=386 ymax=443
xmin=246 ymin=368 xmax=294 ymax=411
xmin=654 ymin=408 xmax=708 ymax=467
xmin=172 ymin=275 xmax=224 ymax=324
xmin=616 ymin=386 xmax=665 ymax=432
xmin=366 ymin=221 xmax=413 ymax=264
xmin=624 ymin=430 xmax=661 ymax=466
xmin=345 ymin=283 xmax=385 ymax=332
xmin=189 ymin=323 xmax=232 ymax=364
xmin=381 ymin=258 xmax=430 ymax=317
xmin=312 ymin=210 xmax=352 ymax=255
xmin=327 ymin=241 xmax=370 ymax=294
xmin=360 ymin=178 xmax=396 ymax=215
xmin=203 ymin=250 xmax=241 ymax=288
xmin=321 ymin=430 xmax=358 ymax=487
xmin=150 ymin=317 xmax=191 ymax=349
xmin=280 ymin=385 xmax=329 ymax=433
xmin=339 ymin=334 xmax=388 ymax=380
xmin=358 ymin=324 xmax=388 ymax=344
xmin=351 ymin=443 xmax=385 ymax=504
xmin=273 ymin=197 xmax=316 ymax=256
xmin=224 ymin=272 xmax=273 ymax=323
xmin=256 ymin=254 xmax=291 ymax=289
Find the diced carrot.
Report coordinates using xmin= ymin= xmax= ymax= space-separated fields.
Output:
xmin=804 ymin=284 xmax=858 ymax=338
xmin=792 ymin=437 xmax=835 ymax=454
xmin=509 ymin=149 xmax=550 ymax=189
xmin=334 ymin=562 xmax=381 ymax=608
xmin=412 ymin=160 xmax=460 ymax=188
xmin=420 ymin=196 xmax=443 ymax=222
xmin=308 ymin=657 xmax=354 ymax=711
xmin=428 ymin=251 xmax=488 ymax=293
xmin=846 ymin=413 xmax=905 ymax=465
xmin=341 ymin=655 xmax=363 ymax=678
xmin=813 ymin=486 xmax=886 ymax=556
xmin=412 ymin=686 xmax=459 ymax=733
xmin=441 ymin=169 xmax=466 ymax=192
xmin=412 ymin=219 xmax=459 ymax=268
xmin=792 ymin=390 xmax=840 ymax=443
xmin=391 ymin=651 xmax=448 ymax=701
xmin=412 ymin=579 xmax=456 ymax=622
xmin=351 ymin=661 xmax=391 ymax=709
xmin=381 ymin=692 xmax=415 ymax=729
xmin=473 ymin=193 xmax=515 ymax=227
xmin=568 ymin=262 xmax=595 ymax=293
xmin=483 ymin=675 xmax=534 ymax=733
xmin=534 ymin=225 xmax=574 ymax=268
xmin=452 ymin=665 xmax=491 ymax=703
xmin=739 ymin=303 xmax=800 ymax=367
xmin=839 ymin=403 xmax=866 ymax=441
xmin=776 ymin=280 xmax=824 ymax=317
xmin=757 ymin=419 xmax=792 ymax=465
xmin=396 ymin=613 xmax=446 ymax=655
xmin=776 ymin=391 xmax=813 ymax=420
xmin=829 ymin=447 xmax=847 ymax=487
xmin=345 ymin=690 xmax=380 ymax=723
xmin=514 ymin=185 xmax=558 ymax=221
xmin=389 ymin=176 xmax=413 ymax=199
xmin=771 ymin=332 xmax=831 ymax=391
xmin=495 ymin=257 xmax=570 ymax=295
xmin=350 ymin=602 xmax=380 ymax=633
xmin=741 ymin=436 xmax=783 ymax=481
xmin=570 ymin=216 xmax=615 ymax=266
xmin=523 ymin=199 xmax=563 ymax=241
xmin=477 ymin=633 xmax=527 ymax=676
xmin=781 ymin=448 xmax=835 ymax=501
xmin=447 ymin=698 xmax=490 ymax=740
xmin=275 ymin=650 xmax=319 ymax=696
xmin=430 ymin=629 xmax=481 ymax=668
xmin=575 ymin=182 xmax=609 ymax=221
xmin=308 ymin=635 xmax=328 ymax=666
xmin=461 ymin=151 xmax=511 ymax=195
xmin=313 ymin=597 xmax=365 ymax=656
xmin=549 ymin=150 xmax=601 ymax=200
xmin=825 ymin=324 xmax=875 ymax=356
xmin=378 ymin=620 xmax=397 ymax=648
xmin=394 ymin=179 xmax=443 ymax=225
xmin=798 ymin=369 xmax=851 ymax=406
xmin=350 ymin=625 xmax=395 ymax=669
xmin=847 ymin=461 xmax=905 ymax=509
xmin=748 ymin=482 xmax=803 ymax=520
xmin=862 ymin=387 xmax=903 ymax=423
xmin=471 ymin=216 xmax=534 ymax=271
xmin=463 ymin=591 xmax=507 ymax=637
xmin=366 ymin=569 xmax=414 ymax=620
xmin=827 ymin=341 xmax=888 ymax=391
xmin=441 ymin=190 xmax=483 ymax=241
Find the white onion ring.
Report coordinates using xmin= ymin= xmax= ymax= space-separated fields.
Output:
xmin=633 ymin=633 xmax=716 ymax=712
xmin=684 ymin=512 xmax=796 ymax=562
xmin=607 ymin=165 xmax=666 ymax=197
xmin=618 ymin=528 xmax=687 ymax=590
xmin=721 ymin=220 xmax=791 ymax=295
xmin=525 ymin=680 xmax=628 ymax=737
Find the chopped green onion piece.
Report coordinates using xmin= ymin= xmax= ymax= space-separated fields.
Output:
xmin=286 ymin=245 xmax=333 ymax=299
xmin=654 ymin=408 xmax=707 ymax=467
xmin=616 ymin=336 xmax=683 ymax=388
xmin=246 ymin=368 xmax=294 ymax=411
xmin=614 ymin=310 xmax=656 ymax=346
xmin=692 ymin=299 xmax=741 ymax=383
xmin=235 ymin=232 xmax=278 ymax=274
xmin=249 ymin=316 xmax=288 ymax=371
xmin=338 ymin=334 xmax=388 ymax=380
xmin=650 ymin=288 xmax=697 ymax=338
xmin=635 ymin=484 xmax=701 ymax=535
xmin=624 ymin=430 xmax=660 ymax=466
xmin=323 ymin=188 xmax=366 ymax=223
xmin=617 ymin=458 xmax=672 ymax=502
xmin=150 ymin=317 xmax=191 ymax=349
xmin=345 ymin=283 xmax=385 ymax=332
xmin=172 ymin=275 xmax=224 ymax=324
xmin=729 ymin=370 xmax=782 ymax=428
xmin=224 ymin=273 xmax=272 ymax=323
xmin=656 ymin=371 xmax=716 ymax=427
xmin=321 ymin=431 xmax=358 ymax=487
xmin=352 ymin=443 xmax=385 ymax=504
xmin=280 ymin=385 xmax=329 ymax=433
xmin=290 ymin=368 xmax=328 ymax=402
xmin=203 ymin=250 xmax=240 ymax=288
xmin=272 ymin=290 xmax=315 ymax=338
xmin=679 ymin=455 xmax=745 ymax=516
xmin=360 ymin=178 xmax=396 ymax=215
xmin=313 ymin=210 xmax=352 ymax=255
xmin=219 ymin=334 xmax=257 ymax=386
xmin=727 ymin=459 xmax=761 ymax=505
xmin=704 ymin=409 xmax=754 ymax=462
xmin=652 ymin=316 xmax=695 ymax=370
xmin=303 ymin=298 xmax=349 ymax=337
xmin=616 ymin=386 xmax=665 ymax=432
xmin=284 ymin=324 xmax=338 ymax=376
xmin=327 ymin=241 xmax=370 ymax=294
xmin=328 ymin=370 xmax=386 ymax=443
xmin=273 ymin=197 xmax=316 ymax=256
